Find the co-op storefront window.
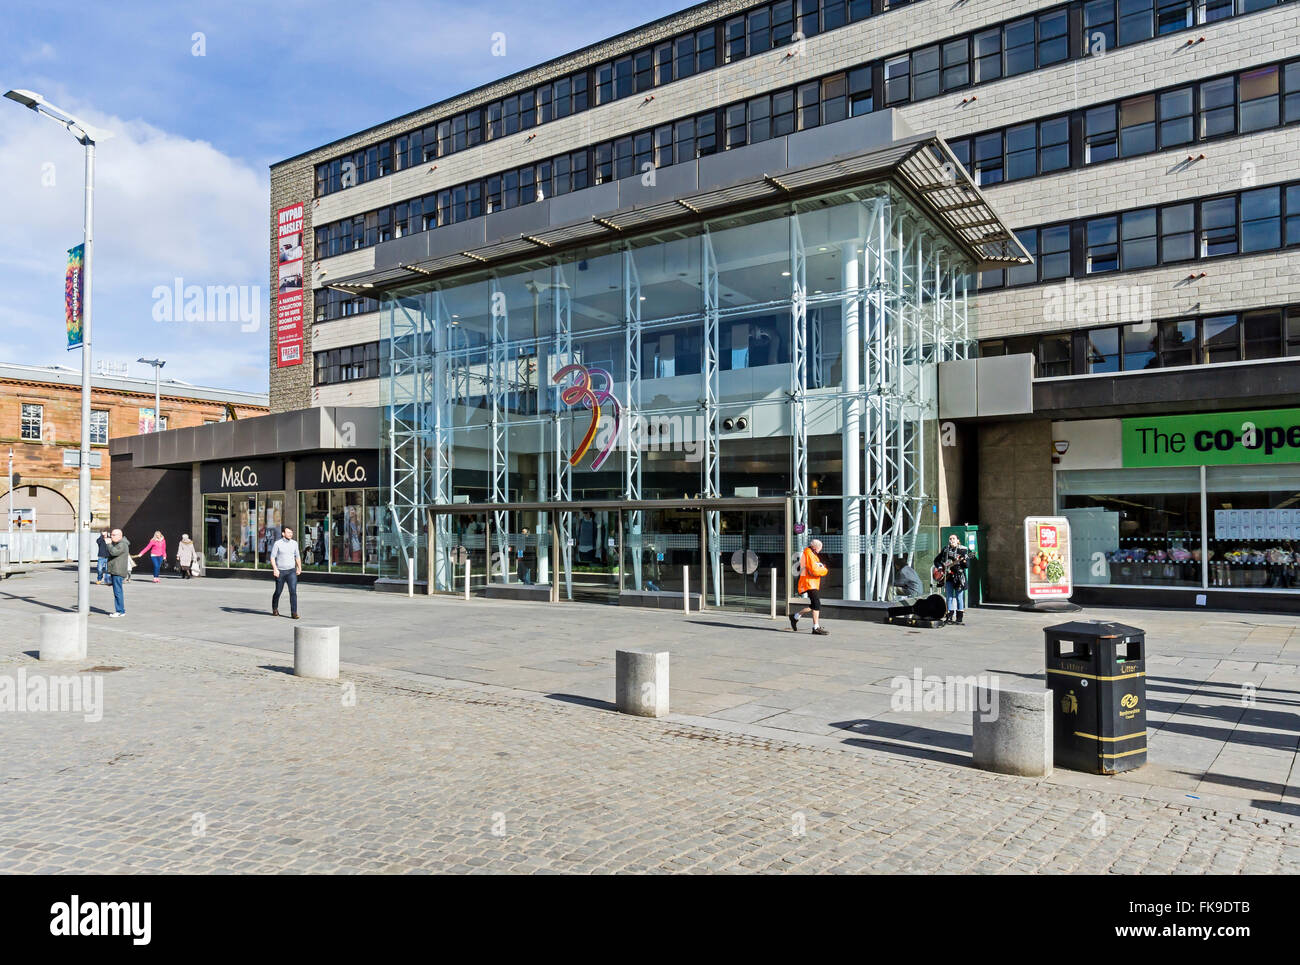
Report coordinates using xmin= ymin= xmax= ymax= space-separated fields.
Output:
xmin=1057 ymin=408 xmax=1300 ymax=592
xmin=295 ymin=453 xmax=380 ymax=574
xmin=200 ymin=459 xmax=285 ymax=569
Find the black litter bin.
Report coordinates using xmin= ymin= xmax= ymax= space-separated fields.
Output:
xmin=1044 ymin=621 xmax=1147 ymax=774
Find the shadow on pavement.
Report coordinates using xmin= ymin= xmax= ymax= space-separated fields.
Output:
xmin=222 ymin=607 xmax=275 ymax=617
xmin=545 ymin=693 xmax=617 ymax=712
xmin=258 ymin=665 xmax=295 ymax=676
xmin=685 ymin=619 xmax=789 ymax=633
xmin=831 ymin=718 xmax=972 ymax=767
xmin=0 ymin=593 xmax=75 ymax=613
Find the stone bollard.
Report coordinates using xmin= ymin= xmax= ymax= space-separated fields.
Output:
xmin=39 ymin=612 xmax=86 ymax=661
xmin=971 ymin=685 xmax=1052 ymax=777
xmin=294 ymin=625 xmax=340 ymax=680
xmin=616 ymin=649 xmax=669 ymax=718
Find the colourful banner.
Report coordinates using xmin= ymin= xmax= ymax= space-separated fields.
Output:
xmin=1122 ymin=408 xmax=1300 ymax=467
xmin=65 ymin=244 xmax=84 ymax=350
xmin=275 ymin=203 xmax=305 ymax=368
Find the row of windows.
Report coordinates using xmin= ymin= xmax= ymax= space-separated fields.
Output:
xmin=313 ymin=12 xmax=1298 ymax=259
xmin=315 ymin=287 xmax=381 ymax=323
xmin=950 ymin=58 xmax=1300 ymax=188
xmin=981 ymin=305 xmax=1300 ymax=376
xmin=18 ymin=407 xmax=144 ymax=445
xmin=312 ymin=0 xmax=1291 ymax=198
xmin=314 ymin=342 xmax=383 ymax=386
xmin=980 ymin=179 xmax=1300 ymax=289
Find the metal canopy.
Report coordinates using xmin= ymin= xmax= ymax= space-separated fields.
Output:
xmin=328 ymin=131 xmax=1030 ymax=299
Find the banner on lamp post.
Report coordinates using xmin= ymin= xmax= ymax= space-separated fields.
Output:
xmin=65 ymin=243 xmax=85 ymax=350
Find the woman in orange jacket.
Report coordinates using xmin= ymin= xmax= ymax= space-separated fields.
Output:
xmin=791 ymin=539 xmax=830 ymax=635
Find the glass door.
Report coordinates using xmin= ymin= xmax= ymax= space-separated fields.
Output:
xmin=300 ymin=491 xmax=331 ymax=571
xmin=229 ymin=495 xmax=257 ymax=569
xmin=332 ymin=490 xmax=365 ymax=573
xmin=715 ymin=508 xmax=784 ymax=612
xmin=203 ymin=495 xmax=229 ymax=567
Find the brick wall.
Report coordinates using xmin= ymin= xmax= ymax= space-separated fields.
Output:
xmin=0 ymin=376 xmax=266 ymax=531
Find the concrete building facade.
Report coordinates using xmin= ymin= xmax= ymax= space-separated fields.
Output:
xmin=256 ymin=0 xmax=1300 ymax=610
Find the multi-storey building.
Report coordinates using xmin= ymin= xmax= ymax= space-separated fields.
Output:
xmin=118 ymin=0 xmax=1300 ymax=609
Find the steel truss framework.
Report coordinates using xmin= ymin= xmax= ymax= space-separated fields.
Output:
xmin=385 ymin=185 xmax=972 ymax=602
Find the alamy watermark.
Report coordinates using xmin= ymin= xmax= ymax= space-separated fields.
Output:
xmin=0 ymin=668 xmax=103 ymax=722
xmin=152 ymin=278 xmax=260 ymax=331
xmin=890 ymin=668 xmax=1000 ymax=722
xmin=1043 ymin=280 xmax=1152 ymax=328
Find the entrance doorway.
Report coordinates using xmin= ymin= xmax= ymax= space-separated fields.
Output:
xmin=428 ymin=497 xmax=790 ymax=610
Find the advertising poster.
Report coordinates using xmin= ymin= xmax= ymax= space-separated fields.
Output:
xmin=275 ymin=203 xmax=305 ymax=368
xmin=65 ymin=243 xmax=84 ymax=350
xmin=1025 ymin=516 xmax=1073 ymax=600
xmin=138 ymin=407 xmax=156 ymax=434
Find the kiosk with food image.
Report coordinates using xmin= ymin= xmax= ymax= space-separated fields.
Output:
xmin=1022 ymin=516 xmax=1081 ymax=612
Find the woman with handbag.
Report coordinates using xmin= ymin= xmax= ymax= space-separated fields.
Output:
xmin=932 ymin=534 xmax=972 ymax=626
xmin=176 ymin=534 xmax=198 ymax=580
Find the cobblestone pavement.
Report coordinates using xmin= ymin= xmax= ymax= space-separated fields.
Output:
xmin=5 ymin=567 xmax=1297 ymax=816
xmin=2 ymin=587 xmax=1298 ymax=873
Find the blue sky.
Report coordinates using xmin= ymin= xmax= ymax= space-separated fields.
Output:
xmin=0 ymin=0 xmax=686 ymax=393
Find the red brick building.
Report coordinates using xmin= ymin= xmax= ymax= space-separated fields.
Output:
xmin=1 ymin=362 xmax=267 ymax=537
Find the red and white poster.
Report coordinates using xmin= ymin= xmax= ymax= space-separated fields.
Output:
xmin=275 ymin=202 xmax=306 ymax=367
xmin=1024 ymin=516 xmax=1073 ymax=600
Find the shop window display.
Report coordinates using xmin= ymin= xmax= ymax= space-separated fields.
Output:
xmin=1206 ymin=466 xmax=1300 ymax=589
xmin=1058 ymin=468 xmax=1202 ymax=587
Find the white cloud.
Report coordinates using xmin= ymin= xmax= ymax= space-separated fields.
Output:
xmin=0 ymin=99 xmax=268 ymax=391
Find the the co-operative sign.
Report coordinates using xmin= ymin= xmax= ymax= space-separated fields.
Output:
xmin=1122 ymin=408 xmax=1300 ymax=467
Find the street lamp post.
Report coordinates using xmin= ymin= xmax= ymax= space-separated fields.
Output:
xmin=5 ymin=89 xmax=109 ymax=632
xmin=138 ymin=358 xmax=166 ymax=431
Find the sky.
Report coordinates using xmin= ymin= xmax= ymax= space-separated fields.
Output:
xmin=0 ymin=0 xmax=687 ymax=394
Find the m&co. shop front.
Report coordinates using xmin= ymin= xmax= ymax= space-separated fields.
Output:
xmin=1052 ymin=406 xmax=1300 ymax=611
xmin=109 ymin=406 xmax=384 ymax=585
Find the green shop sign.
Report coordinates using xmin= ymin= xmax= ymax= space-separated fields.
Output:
xmin=1122 ymin=408 xmax=1300 ymax=467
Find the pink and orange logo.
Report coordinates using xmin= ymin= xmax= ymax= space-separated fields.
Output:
xmin=554 ymin=363 xmax=621 ymax=470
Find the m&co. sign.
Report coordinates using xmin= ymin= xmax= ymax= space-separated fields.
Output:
xmin=1123 ymin=408 xmax=1300 ymax=467
xmin=296 ymin=452 xmax=379 ymax=490
xmin=200 ymin=459 xmax=284 ymax=493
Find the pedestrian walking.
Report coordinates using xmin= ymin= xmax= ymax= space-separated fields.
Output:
xmin=176 ymin=534 xmax=198 ymax=580
xmin=95 ymin=529 xmax=110 ymax=585
xmin=933 ymin=533 xmax=972 ymax=625
xmin=105 ymin=528 xmax=131 ymax=618
xmin=135 ymin=530 xmax=168 ymax=583
xmin=790 ymin=538 xmax=830 ymax=635
xmin=269 ymin=525 xmax=303 ymax=619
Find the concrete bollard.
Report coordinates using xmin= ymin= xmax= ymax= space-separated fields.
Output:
xmin=971 ymin=685 xmax=1053 ymax=777
xmin=294 ymin=625 xmax=340 ymax=680
xmin=616 ymin=649 xmax=670 ymax=718
xmin=39 ymin=612 xmax=86 ymax=661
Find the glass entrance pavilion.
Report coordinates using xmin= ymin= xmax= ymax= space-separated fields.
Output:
xmin=327 ymin=125 xmax=1028 ymax=606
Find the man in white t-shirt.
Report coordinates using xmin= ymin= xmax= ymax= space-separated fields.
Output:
xmin=270 ymin=526 xmax=303 ymax=619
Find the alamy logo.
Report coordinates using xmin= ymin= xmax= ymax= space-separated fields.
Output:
xmin=889 ymin=669 xmax=1001 ymax=722
xmin=321 ymin=458 xmax=367 ymax=484
xmin=49 ymin=895 xmax=151 ymax=945
xmin=0 ymin=669 xmax=103 ymax=722
xmin=220 ymin=465 xmax=258 ymax=488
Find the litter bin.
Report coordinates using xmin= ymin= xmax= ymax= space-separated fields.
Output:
xmin=940 ymin=524 xmax=984 ymax=606
xmin=1044 ymin=621 xmax=1146 ymax=774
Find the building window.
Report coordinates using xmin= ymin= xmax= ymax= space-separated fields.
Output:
xmin=1199 ymin=195 xmax=1238 ymax=257
xmin=1285 ymin=60 xmax=1300 ymax=123
xmin=1203 ymin=313 xmax=1240 ymax=364
xmin=1039 ymin=224 xmax=1072 ymax=280
xmin=1160 ymin=203 xmax=1196 ymax=262
xmin=1239 ymin=65 xmax=1280 ymax=133
xmin=1287 ymin=184 xmax=1300 ymax=246
xmin=1003 ymin=18 xmax=1036 ymax=76
xmin=1085 ymin=105 xmax=1118 ymax=163
xmin=1086 ymin=217 xmax=1119 ymax=273
xmin=90 ymin=409 xmax=109 ymax=445
xmin=884 ymin=56 xmax=910 ymax=105
xmin=1118 ymin=0 xmax=1154 ymax=46
xmin=912 ymin=46 xmax=940 ymax=101
xmin=1199 ymin=76 xmax=1236 ymax=137
xmin=1120 ymin=207 xmax=1158 ymax=270
xmin=1241 ymin=186 xmax=1281 ymax=252
xmin=20 ymin=404 xmax=42 ymax=441
xmin=1158 ymin=319 xmax=1198 ymax=366
xmin=1158 ymin=86 xmax=1194 ymax=147
xmin=1119 ymin=95 xmax=1156 ymax=155
xmin=315 ymin=342 xmax=381 ymax=386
